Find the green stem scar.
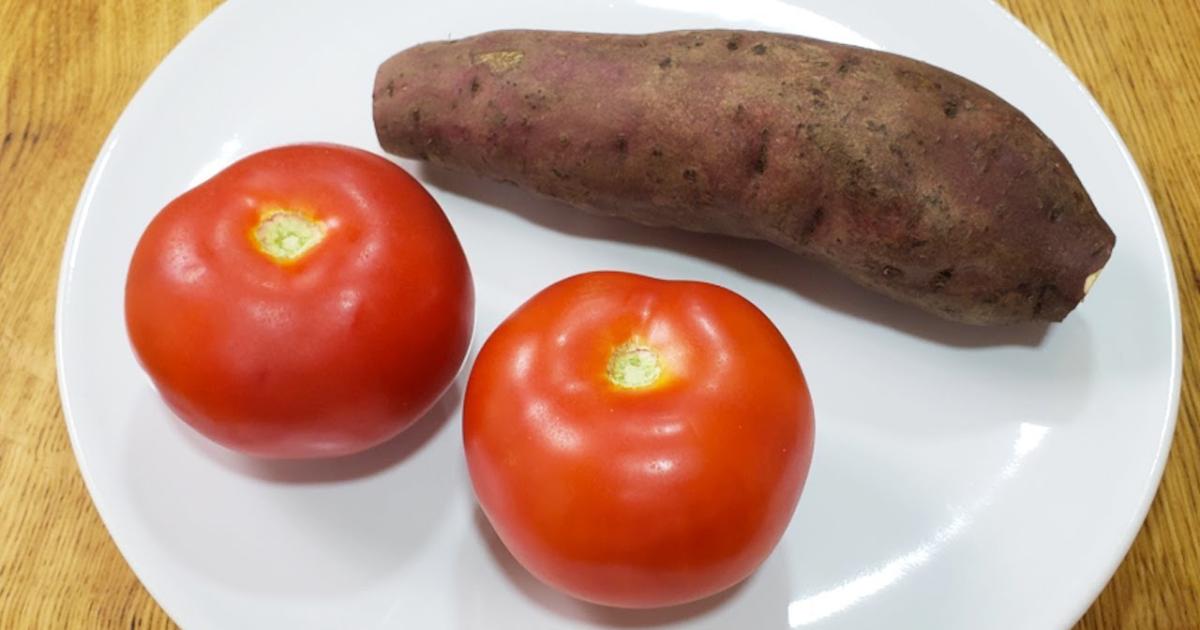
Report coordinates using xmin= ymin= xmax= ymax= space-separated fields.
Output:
xmin=607 ymin=340 xmax=663 ymax=389
xmin=253 ymin=209 xmax=326 ymax=263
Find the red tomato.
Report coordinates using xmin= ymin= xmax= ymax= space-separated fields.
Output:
xmin=125 ymin=144 xmax=473 ymax=458
xmin=464 ymin=271 xmax=814 ymax=608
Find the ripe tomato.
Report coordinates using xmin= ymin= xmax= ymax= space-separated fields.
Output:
xmin=464 ymin=271 xmax=814 ymax=608
xmin=125 ymin=144 xmax=473 ymax=458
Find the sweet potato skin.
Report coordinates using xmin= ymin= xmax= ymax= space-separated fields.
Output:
xmin=373 ymin=29 xmax=1115 ymax=324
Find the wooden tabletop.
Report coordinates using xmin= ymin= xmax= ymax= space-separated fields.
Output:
xmin=1 ymin=2 xmax=1196 ymax=627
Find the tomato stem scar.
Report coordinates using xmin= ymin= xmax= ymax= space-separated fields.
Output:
xmin=253 ymin=209 xmax=326 ymax=263
xmin=607 ymin=339 xmax=662 ymax=389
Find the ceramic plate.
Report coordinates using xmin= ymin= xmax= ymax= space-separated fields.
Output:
xmin=56 ymin=0 xmax=1181 ymax=628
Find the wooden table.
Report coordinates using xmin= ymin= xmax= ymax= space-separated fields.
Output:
xmin=1 ymin=2 xmax=1196 ymax=627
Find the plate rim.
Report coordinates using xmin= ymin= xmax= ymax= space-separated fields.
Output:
xmin=974 ymin=1 xmax=1183 ymax=626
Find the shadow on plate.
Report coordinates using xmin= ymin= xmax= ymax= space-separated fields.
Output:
xmin=173 ymin=381 xmax=462 ymax=484
xmin=421 ymin=165 xmax=1051 ymax=349
xmin=125 ymin=383 xmax=465 ymax=597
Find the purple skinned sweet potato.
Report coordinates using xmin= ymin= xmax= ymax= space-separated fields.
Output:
xmin=373 ymin=29 xmax=1115 ymax=324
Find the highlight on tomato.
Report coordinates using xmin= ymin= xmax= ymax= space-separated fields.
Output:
xmin=125 ymin=143 xmax=473 ymax=458
xmin=464 ymin=271 xmax=814 ymax=608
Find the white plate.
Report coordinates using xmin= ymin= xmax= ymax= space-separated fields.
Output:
xmin=56 ymin=1 xmax=1181 ymax=628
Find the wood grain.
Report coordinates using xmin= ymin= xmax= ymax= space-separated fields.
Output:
xmin=0 ymin=1 xmax=1195 ymax=628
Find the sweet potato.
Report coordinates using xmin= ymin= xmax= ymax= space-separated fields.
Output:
xmin=372 ymin=29 xmax=1115 ymax=325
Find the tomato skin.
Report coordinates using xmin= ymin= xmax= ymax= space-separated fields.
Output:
xmin=464 ymin=271 xmax=813 ymax=608
xmin=125 ymin=144 xmax=473 ymax=458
